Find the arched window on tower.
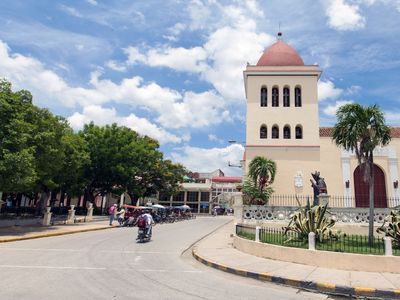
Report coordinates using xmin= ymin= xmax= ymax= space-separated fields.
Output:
xmin=272 ymin=87 xmax=279 ymax=107
xmin=295 ymin=87 xmax=302 ymax=107
xmin=272 ymin=125 xmax=279 ymax=139
xmin=295 ymin=125 xmax=303 ymax=139
xmin=260 ymin=87 xmax=267 ymax=107
xmin=283 ymin=87 xmax=290 ymax=107
xmin=283 ymin=125 xmax=291 ymax=139
xmin=260 ymin=125 xmax=267 ymax=139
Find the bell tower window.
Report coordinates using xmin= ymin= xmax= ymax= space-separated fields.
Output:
xmin=295 ymin=87 xmax=302 ymax=107
xmin=283 ymin=87 xmax=290 ymax=107
xmin=272 ymin=87 xmax=279 ymax=107
xmin=283 ymin=125 xmax=291 ymax=139
xmin=260 ymin=125 xmax=267 ymax=139
xmin=260 ymin=87 xmax=267 ymax=107
xmin=295 ymin=125 xmax=303 ymax=139
xmin=272 ymin=125 xmax=279 ymax=139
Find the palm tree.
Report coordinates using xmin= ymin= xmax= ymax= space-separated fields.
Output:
xmin=244 ymin=156 xmax=276 ymax=204
xmin=332 ymin=103 xmax=391 ymax=245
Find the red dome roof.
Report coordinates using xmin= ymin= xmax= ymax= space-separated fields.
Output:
xmin=257 ymin=40 xmax=304 ymax=66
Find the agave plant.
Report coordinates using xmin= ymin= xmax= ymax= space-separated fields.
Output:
xmin=283 ymin=198 xmax=337 ymax=242
xmin=376 ymin=210 xmax=400 ymax=247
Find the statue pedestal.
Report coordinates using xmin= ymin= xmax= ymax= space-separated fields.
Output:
xmin=42 ymin=207 xmax=52 ymax=226
xmin=318 ymin=194 xmax=330 ymax=206
xmin=86 ymin=203 xmax=93 ymax=222
xmin=66 ymin=205 xmax=76 ymax=224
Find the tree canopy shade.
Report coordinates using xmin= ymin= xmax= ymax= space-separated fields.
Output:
xmin=0 ymin=79 xmax=37 ymax=192
xmin=332 ymin=103 xmax=391 ymax=244
xmin=0 ymin=79 xmax=188 ymax=211
xmin=243 ymin=156 xmax=276 ymax=204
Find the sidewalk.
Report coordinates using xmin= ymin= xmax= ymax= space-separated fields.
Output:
xmin=192 ymin=221 xmax=400 ymax=299
xmin=0 ymin=219 xmax=114 ymax=243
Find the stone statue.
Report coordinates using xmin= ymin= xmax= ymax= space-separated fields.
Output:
xmin=310 ymin=171 xmax=328 ymax=206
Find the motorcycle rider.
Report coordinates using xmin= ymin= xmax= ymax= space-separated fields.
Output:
xmin=143 ymin=209 xmax=154 ymax=237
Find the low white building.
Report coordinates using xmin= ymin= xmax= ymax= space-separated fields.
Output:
xmin=157 ymin=169 xmax=242 ymax=213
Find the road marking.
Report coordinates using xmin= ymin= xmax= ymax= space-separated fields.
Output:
xmin=0 ymin=247 xmax=84 ymax=252
xmin=0 ymin=264 xmax=106 ymax=270
xmin=0 ymin=248 xmax=179 ymax=254
xmin=100 ymin=250 xmax=180 ymax=254
xmin=138 ymin=269 xmax=202 ymax=273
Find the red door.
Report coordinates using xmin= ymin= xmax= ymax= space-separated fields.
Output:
xmin=354 ymin=164 xmax=387 ymax=208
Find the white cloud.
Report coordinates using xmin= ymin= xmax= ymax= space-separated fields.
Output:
xmin=202 ymin=27 xmax=273 ymax=101
xmin=156 ymin=90 xmax=230 ymax=129
xmin=105 ymin=60 xmax=127 ymax=72
xmin=318 ymin=80 xmax=343 ymax=101
xmin=121 ymin=28 xmax=273 ymax=102
xmin=208 ymin=134 xmax=224 ymax=144
xmin=112 ymin=1 xmax=274 ymax=103
xmin=130 ymin=46 xmax=208 ymax=73
xmin=384 ymin=111 xmax=400 ymax=125
xmin=170 ymin=144 xmax=244 ymax=175
xmin=326 ymin=0 xmax=366 ymax=30
xmin=345 ymin=85 xmax=362 ymax=95
xmin=163 ymin=23 xmax=186 ymax=41
xmin=67 ymin=105 xmax=185 ymax=144
xmin=323 ymin=100 xmax=353 ymax=116
xmin=0 ymin=40 xmax=229 ymax=131
xmin=123 ymin=47 xmax=147 ymax=65
xmin=86 ymin=0 xmax=98 ymax=5
xmin=59 ymin=4 xmax=83 ymax=18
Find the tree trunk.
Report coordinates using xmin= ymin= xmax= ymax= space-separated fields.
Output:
xmin=368 ymin=154 xmax=375 ymax=246
xmin=59 ymin=191 xmax=65 ymax=208
xmin=36 ymin=189 xmax=49 ymax=216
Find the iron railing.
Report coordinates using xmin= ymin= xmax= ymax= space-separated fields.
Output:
xmin=315 ymin=235 xmax=385 ymax=255
xmin=236 ymin=224 xmax=256 ymax=239
xmin=267 ymin=194 xmax=400 ymax=208
xmin=236 ymin=224 xmax=399 ymax=256
xmin=259 ymin=227 xmax=308 ymax=249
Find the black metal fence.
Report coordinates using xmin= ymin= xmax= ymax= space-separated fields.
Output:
xmin=316 ymin=235 xmax=385 ymax=255
xmin=267 ymin=194 xmax=400 ymax=208
xmin=236 ymin=224 xmax=255 ymax=239
xmin=260 ymin=227 xmax=308 ymax=249
xmin=236 ymin=224 xmax=399 ymax=256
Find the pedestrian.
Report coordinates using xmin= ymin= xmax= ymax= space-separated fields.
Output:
xmin=213 ymin=207 xmax=218 ymax=217
xmin=117 ymin=206 xmax=126 ymax=226
xmin=108 ymin=204 xmax=117 ymax=226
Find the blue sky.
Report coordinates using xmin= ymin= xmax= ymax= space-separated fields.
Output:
xmin=1 ymin=0 xmax=400 ymax=176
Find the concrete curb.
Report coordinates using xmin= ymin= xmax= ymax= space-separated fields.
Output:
xmin=192 ymin=248 xmax=400 ymax=299
xmin=0 ymin=225 xmax=115 ymax=243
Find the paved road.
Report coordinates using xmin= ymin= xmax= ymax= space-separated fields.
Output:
xmin=0 ymin=217 xmax=335 ymax=300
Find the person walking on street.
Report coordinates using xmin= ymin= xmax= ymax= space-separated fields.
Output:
xmin=117 ymin=206 xmax=126 ymax=226
xmin=108 ymin=204 xmax=117 ymax=226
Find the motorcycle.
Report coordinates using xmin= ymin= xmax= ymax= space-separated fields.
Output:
xmin=136 ymin=226 xmax=151 ymax=243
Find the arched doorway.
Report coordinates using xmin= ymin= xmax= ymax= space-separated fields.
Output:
xmin=353 ymin=164 xmax=387 ymax=208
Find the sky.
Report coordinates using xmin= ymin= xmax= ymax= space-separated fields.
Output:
xmin=1 ymin=0 xmax=400 ymax=176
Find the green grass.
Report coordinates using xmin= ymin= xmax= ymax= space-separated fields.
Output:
xmin=260 ymin=231 xmax=308 ymax=249
xmin=237 ymin=228 xmax=400 ymax=256
xmin=237 ymin=231 xmax=255 ymax=240
xmin=315 ymin=235 xmax=385 ymax=255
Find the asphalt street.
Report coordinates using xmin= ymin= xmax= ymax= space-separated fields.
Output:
xmin=0 ymin=217 xmax=334 ymax=300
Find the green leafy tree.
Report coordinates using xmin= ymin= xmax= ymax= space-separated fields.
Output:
xmin=80 ymin=123 xmax=163 ymax=206
xmin=54 ymin=129 xmax=90 ymax=204
xmin=332 ymin=103 xmax=391 ymax=245
xmin=243 ymin=156 xmax=276 ymax=205
xmin=29 ymin=108 xmax=70 ymax=213
xmin=0 ymin=79 xmax=37 ymax=192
